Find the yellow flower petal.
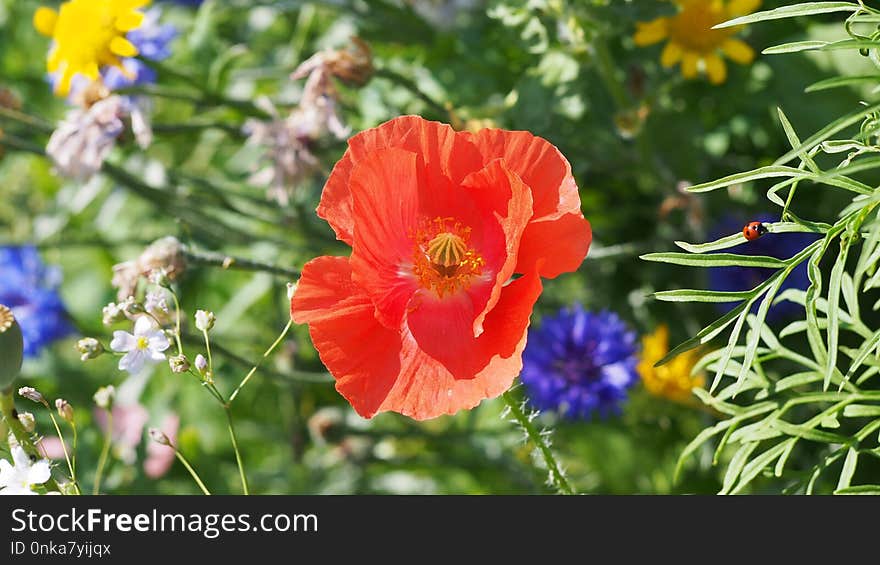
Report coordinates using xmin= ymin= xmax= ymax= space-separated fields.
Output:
xmin=681 ymin=52 xmax=700 ymax=79
xmin=727 ymin=0 xmax=761 ymax=18
xmin=633 ymin=18 xmax=669 ymax=46
xmin=116 ymin=11 xmax=145 ymax=33
xmin=109 ymin=36 xmax=139 ymax=58
xmin=660 ymin=42 xmax=684 ymax=68
xmin=33 ymin=7 xmax=58 ymax=37
xmin=55 ymin=67 xmax=74 ymax=96
xmin=82 ymin=62 xmax=100 ymax=80
xmin=722 ymin=38 xmax=755 ymax=65
xmin=705 ymin=52 xmax=727 ymax=84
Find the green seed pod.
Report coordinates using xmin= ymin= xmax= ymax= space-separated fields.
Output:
xmin=0 ymin=305 xmax=23 ymax=388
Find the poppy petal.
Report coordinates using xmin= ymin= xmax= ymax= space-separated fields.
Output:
xmin=385 ymin=270 xmax=543 ymax=420
xmin=408 ymin=266 xmax=542 ymax=380
xmin=459 ymin=158 xmax=533 ymax=335
xmin=348 ymin=147 xmax=422 ymax=329
xmin=291 ymin=256 xmax=401 ymax=418
xmin=318 ymin=116 xmax=482 ymax=245
xmin=470 ymin=128 xmax=580 ymax=222
xmin=470 ymin=128 xmax=589 ymax=277
xmin=517 ymin=213 xmax=592 ymax=279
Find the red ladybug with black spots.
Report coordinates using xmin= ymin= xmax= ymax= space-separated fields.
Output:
xmin=743 ymin=221 xmax=768 ymax=241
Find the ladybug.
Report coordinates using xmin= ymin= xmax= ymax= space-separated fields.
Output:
xmin=743 ymin=221 xmax=768 ymax=241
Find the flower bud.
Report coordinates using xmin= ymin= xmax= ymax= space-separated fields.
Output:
xmin=76 ymin=338 xmax=105 ymax=361
xmin=121 ymin=297 xmax=145 ymax=316
xmin=102 ymin=302 xmax=126 ymax=325
xmin=18 ymin=386 xmax=45 ymax=405
xmin=55 ymin=398 xmax=74 ymax=423
xmin=148 ymin=268 xmax=170 ymax=287
xmin=148 ymin=427 xmax=172 ymax=446
xmin=194 ymin=354 xmax=208 ymax=373
xmin=93 ymin=385 xmax=115 ymax=409
xmin=168 ymin=354 xmax=190 ymax=374
xmin=0 ymin=304 xmax=23 ymax=388
xmin=287 ymin=282 xmax=297 ymax=301
xmin=194 ymin=310 xmax=215 ymax=332
xmin=17 ymin=411 xmax=35 ymax=433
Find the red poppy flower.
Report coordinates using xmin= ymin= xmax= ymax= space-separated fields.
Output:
xmin=291 ymin=116 xmax=591 ymax=420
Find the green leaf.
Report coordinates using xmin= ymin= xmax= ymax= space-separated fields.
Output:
xmin=775 ymin=102 xmax=880 ymax=167
xmin=825 ymin=238 xmax=850 ymax=390
xmin=714 ymin=2 xmax=861 ymax=29
xmin=687 ymin=166 xmax=805 ymax=193
xmin=764 ymin=38 xmax=880 ymax=55
xmin=843 ymin=329 xmax=880 ymax=386
xmin=842 ymin=404 xmax=880 ymax=418
xmin=675 ymin=222 xmax=823 ymax=254
xmin=777 ymin=107 xmax=820 ymax=173
xmin=731 ymin=438 xmax=798 ymax=494
xmin=771 ymin=420 xmax=849 ymax=443
xmin=836 ymin=448 xmax=859 ymax=491
xmin=834 ymin=485 xmax=880 ymax=495
xmin=721 ymin=442 xmax=759 ymax=494
xmin=640 ymin=252 xmax=788 ymax=268
xmin=674 ymin=402 xmax=778 ymax=481
xmin=653 ymin=289 xmax=754 ymax=303
xmin=763 ymin=40 xmax=830 ymax=54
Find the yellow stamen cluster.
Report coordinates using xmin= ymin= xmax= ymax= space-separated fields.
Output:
xmin=33 ymin=0 xmax=150 ymax=96
xmin=0 ymin=305 xmax=14 ymax=333
xmin=413 ymin=217 xmax=485 ymax=298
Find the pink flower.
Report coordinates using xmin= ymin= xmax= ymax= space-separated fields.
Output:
xmin=144 ymin=413 xmax=178 ymax=479
xmin=94 ymin=402 xmax=149 ymax=464
xmin=37 ymin=436 xmax=69 ymax=460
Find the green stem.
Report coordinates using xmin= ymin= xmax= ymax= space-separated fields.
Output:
xmin=373 ymin=67 xmax=451 ymax=119
xmin=183 ymin=248 xmax=300 ymax=279
xmin=0 ymin=106 xmax=53 ymax=133
xmin=173 ymin=448 xmax=212 ymax=495
xmin=203 ymin=329 xmax=214 ymax=377
xmin=47 ymin=412 xmax=80 ymax=495
xmin=592 ymin=37 xmax=630 ymax=111
xmin=169 ymin=289 xmax=185 ymax=356
xmin=92 ymin=409 xmax=113 ymax=495
xmin=229 ymin=319 xmax=294 ymax=403
xmin=224 ymin=407 xmax=249 ymax=495
xmin=501 ymin=391 xmax=575 ymax=495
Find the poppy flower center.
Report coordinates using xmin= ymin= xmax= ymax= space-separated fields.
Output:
xmin=412 ymin=217 xmax=485 ymax=298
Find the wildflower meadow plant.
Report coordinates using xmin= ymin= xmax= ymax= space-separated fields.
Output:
xmin=644 ymin=1 xmax=880 ymax=494
xmin=5 ymin=0 xmax=880 ymax=502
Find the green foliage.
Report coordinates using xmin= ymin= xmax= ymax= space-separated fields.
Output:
xmin=655 ymin=1 xmax=880 ymax=494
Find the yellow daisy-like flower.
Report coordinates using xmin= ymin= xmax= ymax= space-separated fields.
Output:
xmin=633 ymin=0 xmax=761 ymax=85
xmin=638 ymin=325 xmax=705 ymax=404
xmin=33 ymin=0 xmax=150 ymax=97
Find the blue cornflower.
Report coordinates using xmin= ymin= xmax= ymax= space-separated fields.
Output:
xmin=520 ymin=306 xmax=639 ymax=420
xmin=707 ymin=213 xmax=820 ymax=321
xmin=103 ymin=8 xmax=177 ymax=90
xmin=0 ymin=246 xmax=75 ymax=358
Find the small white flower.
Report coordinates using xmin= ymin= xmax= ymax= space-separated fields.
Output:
xmin=110 ymin=316 xmax=170 ymax=375
xmin=93 ymin=385 xmax=116 ymax=409
xmin=0 ymin=446 xmax=52 ymax=495
xmin=144 ymin=290 xmax=169 ymax=315
xmin=194 ymin=310 xmax=215 ymax=332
